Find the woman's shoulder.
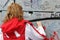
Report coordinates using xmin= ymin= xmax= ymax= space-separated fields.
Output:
xmin=1 ymin=18 xmax=18 ymax=28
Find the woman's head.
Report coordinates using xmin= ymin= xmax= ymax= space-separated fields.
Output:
xmin=4 ymin=3 xmax=23 ymax=22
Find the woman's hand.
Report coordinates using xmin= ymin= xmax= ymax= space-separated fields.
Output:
xmin=36 ymin=21 xmax=42 ymax=27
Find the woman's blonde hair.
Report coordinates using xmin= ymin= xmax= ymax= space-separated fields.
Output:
xmin=4 ymin=3 xmax=23 ymax=23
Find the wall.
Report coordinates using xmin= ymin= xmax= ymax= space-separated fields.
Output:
xmin=0 ymin=0 xmax=60 ymax=39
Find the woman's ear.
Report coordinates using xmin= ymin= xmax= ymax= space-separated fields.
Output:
xmin=8 ymin=13 xmax=13 ymax=19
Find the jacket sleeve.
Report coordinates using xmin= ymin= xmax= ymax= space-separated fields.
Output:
xmin=1 ymin=18 xmax=18 ymax=33
xmin=0 ymin=28 xmax=3 ymax=40
xmin=25 ymin=23 xmax=46 ymax=40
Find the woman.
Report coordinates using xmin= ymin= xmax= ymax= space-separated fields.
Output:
xmin=1 ymin=3 xmax=47 ymax=40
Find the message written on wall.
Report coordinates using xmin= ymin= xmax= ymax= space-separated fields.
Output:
xmin=16 ymin=0 xmax=60 ymax=11
xmin=0 ymin=0 xmax=14 ymax=10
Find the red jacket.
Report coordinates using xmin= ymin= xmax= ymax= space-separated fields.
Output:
xmin=1 ymin=18 xmax=48 ymax=40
